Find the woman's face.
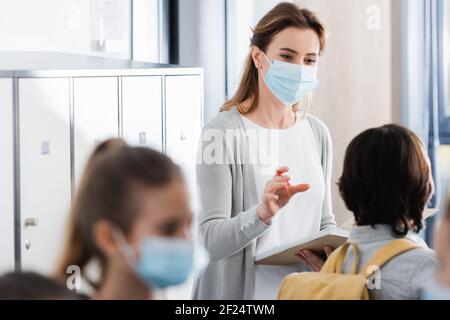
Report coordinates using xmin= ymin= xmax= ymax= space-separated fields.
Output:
xmin=256 ymin=27 xmax=321 ymax=70
xmin=129 ymin=179 xmax=193 ymax=244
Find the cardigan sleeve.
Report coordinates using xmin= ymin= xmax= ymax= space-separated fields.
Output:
xmin=196 ymin=123 xmax=271 ymax=262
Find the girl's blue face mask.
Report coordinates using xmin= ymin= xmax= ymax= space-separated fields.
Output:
xmin=114 ymin=230 xmax=210 ymax=289
xmin=260 ymin=52 xmax=319 ymax=107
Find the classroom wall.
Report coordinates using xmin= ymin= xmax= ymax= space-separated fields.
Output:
xmin=296 ymin=0 xmax=402 ymax=225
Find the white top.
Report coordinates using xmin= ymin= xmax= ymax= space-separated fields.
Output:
xmin=241 ymin=114 xmax=325 ymax=300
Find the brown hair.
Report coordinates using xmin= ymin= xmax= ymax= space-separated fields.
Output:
xmin=338 ymin=124 xmax=433 ymax=237
xmin=221 ymin=2 xmax=326 ymax=114
xmin=55 ymin=139 xmax=181 ymax=286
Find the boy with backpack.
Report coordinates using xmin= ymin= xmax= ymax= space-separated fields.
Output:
xmin=279 ymin=124 xmax=437 ymax=300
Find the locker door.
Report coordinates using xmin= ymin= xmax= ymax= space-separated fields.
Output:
xmin=165 ymin=75 xmax=202 ymax=299
xmin=73 ymin=77 xmax=119 ymax=182
xmin=19 ymin=78 xmax=71 ymax=273
xmin=122 ymin=76 xmax=163 ymax=150
xmin=0 ymin=78 xmax=15 ymax=273
xmin=165 ymin=75 xmax=202 ymax=202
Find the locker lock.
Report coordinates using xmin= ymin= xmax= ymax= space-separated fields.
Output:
xmin=24 ymin=217 xmax=39 ymax=228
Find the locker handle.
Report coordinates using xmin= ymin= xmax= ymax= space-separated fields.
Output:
xmin=24 ymin=217 xmax=39 ymax=228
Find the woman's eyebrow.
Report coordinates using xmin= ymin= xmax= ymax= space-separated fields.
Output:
xmin=279 ymin=48 xmax=298 ymax=54
xmin=279 ymin=48 xmax=318 ymax=57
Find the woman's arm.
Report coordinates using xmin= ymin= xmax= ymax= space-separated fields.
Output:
xmin=196 ymin=126 xmax=308 ymax=262
xmin=196 ymin=159 xmax=270 ymax=262
xmin=195 ymin=124 xmax=272 ymax=262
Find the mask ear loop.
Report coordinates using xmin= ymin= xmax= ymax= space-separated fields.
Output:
xmin=112 ymin=227 xmax=139 ymax=265
xmin=258 ymin=51 xmax=272 ymax=81
xmin=261 ymin=51 xmax=272 ymax=65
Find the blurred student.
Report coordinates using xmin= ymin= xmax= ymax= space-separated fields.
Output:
xmin=55 ymin=139 xmax=207 ymax=300
xmin=0 ymin=271 xmax=83 ymax=300
xmin=422 ymin=197 xmax=450 ymax=299
xmin=294 ymin=124 xmax=437 ymax=299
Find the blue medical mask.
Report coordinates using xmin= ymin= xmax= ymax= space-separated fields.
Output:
xmin=114 ymin=230 xmax=209 ymax=289
xmin=421 ymin=277 xmax=450 ymax=300
xmin=260 ymin=52 xmax=319 ymax=107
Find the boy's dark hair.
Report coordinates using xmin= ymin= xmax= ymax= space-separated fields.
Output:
xmin=338 ymin=124 xmax=433 ymax=236
xmin=0 ymin=271 xmax=83 ymax=300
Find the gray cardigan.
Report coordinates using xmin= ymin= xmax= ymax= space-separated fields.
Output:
xmin=192 ymin=107 xmax=336 ymax=300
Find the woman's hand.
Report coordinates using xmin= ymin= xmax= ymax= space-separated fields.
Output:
xmin=296 ymin=246 xmax=334 ymax=272
xmin=256 ymin=166 xmax=310 ymax=224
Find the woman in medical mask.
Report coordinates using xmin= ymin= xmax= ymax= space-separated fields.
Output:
xmin=55 ymin=139 xmax=208 ymax=299
xmin=193 ymin=3 xmax=335 ymax=300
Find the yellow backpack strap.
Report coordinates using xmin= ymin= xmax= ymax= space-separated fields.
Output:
xmin=361 ymin=239 xmax=421 ymax=278
xmin=321 ymin=242 xmax=361 ymax=274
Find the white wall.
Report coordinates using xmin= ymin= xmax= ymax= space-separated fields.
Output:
xmin=132 ymin=0 xmax=160 ymax=62
xmin=0 ymin=0 xmax=131 ymax=59
xmin=178 ymin=0 xmax=226 ymax=123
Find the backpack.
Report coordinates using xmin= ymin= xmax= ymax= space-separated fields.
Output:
xmin=277 ymin=239 xmax=421 ymax=300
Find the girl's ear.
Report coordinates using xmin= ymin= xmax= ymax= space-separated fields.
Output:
xmin=250 ymin=46 xmax=263 ymax=69
xmin=93 ymin=220 xmax=119 ymax=257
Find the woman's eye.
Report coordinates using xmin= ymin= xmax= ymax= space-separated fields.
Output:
xmin=280 ymin=54 xmax=293 ymax=61
xmin=305 ymin=58 xmax=317 ymax=65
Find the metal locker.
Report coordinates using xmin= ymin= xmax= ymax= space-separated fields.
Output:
xmin=0 ymin=78 xmax=15 ymax=273
xmin=164 ymin=75 xmax=203 ymax=300
xmin=73 ymin=77 xmax=119 ymax=183
xmin=165 ymin=75 xmax=203 ymax=185
xmin=121 ymin=76 xmax=163 ymax=150
xmin=19 ymin=78 xmax=71 ymax=273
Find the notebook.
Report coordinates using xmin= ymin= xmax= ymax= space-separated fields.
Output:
xmin=255 ymin=227 xmax=350 ymax=265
